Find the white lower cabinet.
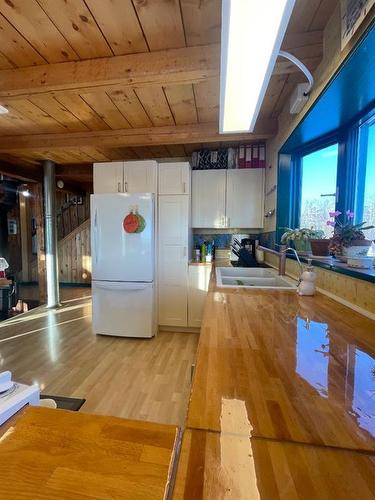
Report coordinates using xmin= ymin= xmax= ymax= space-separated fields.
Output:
xmin=188 ymin=264 xmax=211 ymax=327
xmin=158 ymin=195 xmax=189 ymax=327
xmin=159 ymin=284 xmax=188 ymax=327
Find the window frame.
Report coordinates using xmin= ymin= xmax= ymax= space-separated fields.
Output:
xmin=277 ymin=107 xmax=375 ymax=243
xmin=354 ymin=111 xmax=375 ymax=225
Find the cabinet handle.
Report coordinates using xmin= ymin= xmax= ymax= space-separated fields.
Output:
xmin=124 ymin=181 xmax=128 ymax=192
xmin=190 ymin=364 xmax=195 ymax=382
xmin=183 ymin=182 xmax=186 ymax=193
xmin=183 ymin=247 xmax=187 ymax=257
xmin=227 ymin=216 xmax=231 ymax=227
xmin=117 ymin=182 xmax=121 ymax=192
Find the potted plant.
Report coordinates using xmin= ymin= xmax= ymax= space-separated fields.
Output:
xmin=327 ymin=210 xmax=374 ymax=259
xmin=309 ymin=235 xmax=331 ymax=256
xmin=280 ymin=227 xmax=324 ymax=255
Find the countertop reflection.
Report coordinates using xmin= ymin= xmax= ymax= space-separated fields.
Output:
xmin=187 ymin=282 xmax=375 ymax=452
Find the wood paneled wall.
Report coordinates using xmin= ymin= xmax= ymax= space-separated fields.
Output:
xmin=265 ymin=253 xmax=375 ymax=317
xmin=58 ymin=218 xmax=91 ymax=284
xmin=31 ymin=218 xmax=91 ymax=284
xmin=7 ymin=204 xmax=22 ymax=274
xmin=56 ymin=191 xmax=90 ymax=239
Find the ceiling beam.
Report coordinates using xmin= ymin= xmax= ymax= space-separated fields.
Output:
xmin=0 ymin=44 xmax=220 ymax=101
xmin=0 ymin=162 xmax=41 ymax=182
xmin=56 ymin=164 xmax=93 ymax=180
xmin=0 ymin=37 xmax=324 ymax=102
xmin=0 ymin=122 xmax=277 ymax=153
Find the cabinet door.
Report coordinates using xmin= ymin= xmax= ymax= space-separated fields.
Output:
xmin=159 ymin=284 xmax=188 ymax=327
xmin=93 ymin=162 xmax=123 ymax=193
xmin=159 ymin=162 xmax=190 ymax=195
xmin=123 ymin=160 xmax=157 ymax=193
xmin=158 ymin=195 xmax=189 ymax=326
xmin=192 ymin=170 xmax=226 ymax=228
xmin=188 ymin=264 xmax=211 ymax=328
xmin=226 ymin=169 xmax=264 ymax=228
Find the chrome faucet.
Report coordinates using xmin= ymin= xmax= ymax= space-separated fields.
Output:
xmin=283 ymin=247 xmax=304 ymax=285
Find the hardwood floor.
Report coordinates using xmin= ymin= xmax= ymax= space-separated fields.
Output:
xmin=18 ymin=285 xmax=91 ymax=303
xmin=0 ymin=296 xmax=198 ymax=427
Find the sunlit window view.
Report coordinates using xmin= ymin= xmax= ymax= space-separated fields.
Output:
xmin=299 ymin=144 xmax=338 ymax=237
xmin=356 ymin=120 xmax=375 ymax=241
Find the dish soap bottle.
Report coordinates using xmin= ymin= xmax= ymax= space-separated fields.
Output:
xmin=201 ymin=241 xmax=207 ymax=263
xmin=297 ymin=259 xmax=316 ymax=296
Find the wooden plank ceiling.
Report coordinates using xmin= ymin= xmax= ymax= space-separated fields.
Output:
xmin=0 ymin=0 xmax=338 ymax=184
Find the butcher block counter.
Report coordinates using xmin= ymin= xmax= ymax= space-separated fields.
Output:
xmin=0 ymin=406 xmax=179 ymax=499
xmin=174 ymin=263 xmax=375 ymax=499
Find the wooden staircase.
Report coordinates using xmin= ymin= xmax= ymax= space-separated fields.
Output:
xmin=31 ymin=218 xmax=91 ymax=284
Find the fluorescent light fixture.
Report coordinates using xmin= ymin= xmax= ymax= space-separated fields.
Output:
xmin=220 ymin=0 xmax=296 ymax=133
xmin=0 ymin=104 xmax=8 ymax=114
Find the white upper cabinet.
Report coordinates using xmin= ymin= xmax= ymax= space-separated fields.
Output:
xmin=94 ymin=160 xmax=157 ymax=194
xmin=192 ymin=170 xmax=226 ymax=228
xmin=123 ymin=160 xmax=157 ymax=193
xmin=192 ymin=169 xmax=264 ymax=228
xmin=158 ymin=162 xmax=190 ymax=195
xmin=226 ymin=169 xmax=264 ymax=228
xmin=93 ymin=162 xmax=123 ymax=193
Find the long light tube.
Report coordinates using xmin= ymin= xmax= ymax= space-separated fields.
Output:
xmin=220 ymin=0 xmax=296 ymax=133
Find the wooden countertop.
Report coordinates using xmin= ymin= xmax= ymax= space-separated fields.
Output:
xmin=174 ymin=264 xmax=375 ymax=498
xmin=0 ymin=406 xmax=179 ymax=499
xmin=173 ymin=429 xmax=375 ymax=499
xmin=187 ymin=267 xmax=375 ymax=451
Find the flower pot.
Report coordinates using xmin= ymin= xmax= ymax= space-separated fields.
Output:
xmin=342 ymin=239 xmax=372 ymax=258
xmin=309 ymin=239 xmax=330 ymax=256
xmin=292 ymin=239 xmax=311 ymax=255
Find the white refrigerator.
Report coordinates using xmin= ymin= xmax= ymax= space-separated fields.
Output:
xmin=91 ymin=193 xmax=156 ymax=338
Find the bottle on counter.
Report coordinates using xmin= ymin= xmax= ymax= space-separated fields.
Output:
xmin=195 ymin=246 xmax=201 ymax=263
xmin=206 ymin=242 xmax=212 ymax=263
xmin=201 ymin=241 xmax=207 ymax=262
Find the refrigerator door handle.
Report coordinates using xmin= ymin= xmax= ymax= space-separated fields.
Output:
xmin=94 ymin=209 xmax=98 ymax=264
xmin=95 ymin=282 xmax=151 ymax=291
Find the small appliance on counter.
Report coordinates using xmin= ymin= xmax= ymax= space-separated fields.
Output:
xmin=0 ymin=371 xmax=40 ymax=425
xmin=230 ymin=235 xmax=258 ymax=267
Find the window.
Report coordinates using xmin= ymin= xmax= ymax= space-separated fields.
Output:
xmin=355 ymin=117 xmax=375 ymax=241
xmin=299 ymin=144 xmax=338 ymax=237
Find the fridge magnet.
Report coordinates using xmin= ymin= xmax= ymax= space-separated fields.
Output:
xmin=123 ymin=211 xmax=139 ymax=233
xmin=135 ymin=212 xmax=146 ymax=233
xmin=123 ymin=209 xmax=146 ymax=233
